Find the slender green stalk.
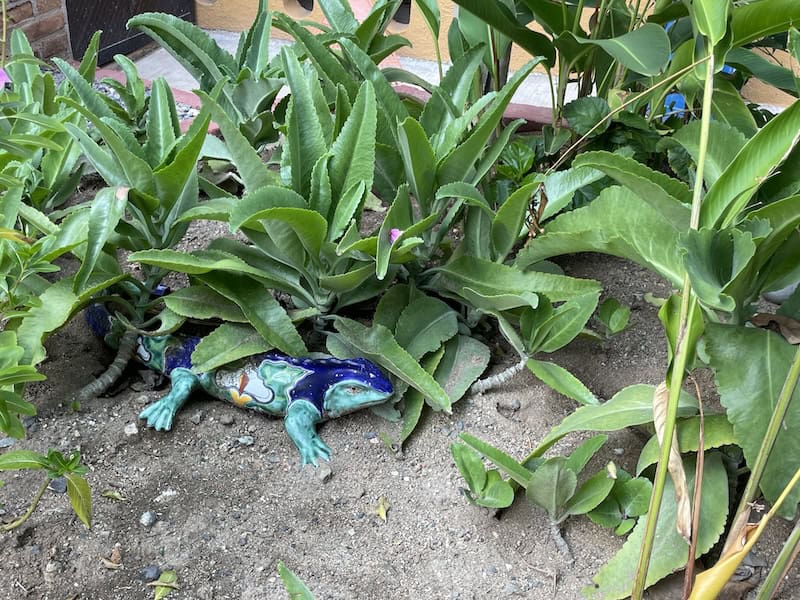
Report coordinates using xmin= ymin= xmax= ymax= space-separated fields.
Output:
xmin=730 ymin=345 xmax=800 ymax=535
xmin=2 ymin=477 xmax=49 ymax=531
xmin=1 ymin=0 xmax=6 ymax=69
xmin=546 ymin=56 xmax=710 ymax=174
xmin=630 ymin=51 xmax=716 ymax=600
xmin=756 ymin=519 xmax=800 ymax=600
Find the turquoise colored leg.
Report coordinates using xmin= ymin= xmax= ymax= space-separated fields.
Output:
xmin=139 ymin=368 xmax=200 ymax=431
xmin=284 ymin=400 xmax=330 ymax=466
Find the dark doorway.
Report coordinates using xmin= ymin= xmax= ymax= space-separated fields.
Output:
xmin=66 ymin=0 xmax=195 ymax=65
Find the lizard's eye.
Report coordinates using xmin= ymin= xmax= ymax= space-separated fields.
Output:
xmin=346 ymin=385 xmax=364 ymax=394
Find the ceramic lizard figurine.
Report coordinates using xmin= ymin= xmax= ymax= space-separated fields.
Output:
xmin=85 ymin=305 xmax=393 ymax=465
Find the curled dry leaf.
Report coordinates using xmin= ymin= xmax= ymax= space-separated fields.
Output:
xmin=373 ymin=496 xmax=390 ymax=522
xmin=653 ymin=382 xmax=692 ymax=542
xmin=750 ymin=313 xmax=800 ymax=344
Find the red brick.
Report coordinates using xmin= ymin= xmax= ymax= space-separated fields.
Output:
xmin=35 ymin=0 xmax=62 ymax=13
xmin=34 ymin=31 xmax=69 ymax=58
xmin=7 ymin=1 xmax=33 ymax=24
xmin=19 ymin=11 xmax=64 ymax=42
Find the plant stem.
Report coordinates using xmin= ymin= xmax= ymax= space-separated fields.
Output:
xmin=630 ymin=51 xmax=716 ymax=600
xmin=546 ymin=56 xmax=710 ymax=174
xmin=1 ymin=0 xmax=7 ymax=70
xmin=756 ymin=518 xmax=800 ymax=600
xmin=2 ymin=477 xmax=49 ymax=531
xmin=730 ymin=344 xmax=800 ymax=534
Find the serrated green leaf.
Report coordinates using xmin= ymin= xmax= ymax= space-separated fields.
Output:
xmin=705 ymin=324 xmax=800 ymax=518
xmin=565 ymin=434 xmax=608 ymax=474
xmin=526 ymin=459 xmax=577 ymax=520
xmin=564 ymin=469 xmax=616 ymax=518
xmin=460 ymin=433 xmax=532 ymax=487
xmin=585 ymin=454 xmax=728 ymax=599
xmin=191 ymin=323 xmax=272 ymax=373
xmin=394 ymin=297 xmax=459 ymax=360
xmin=331 ymin=317 xmax=450 ymax=412
xmin=163 ymin=286 xmax=246 ymax=322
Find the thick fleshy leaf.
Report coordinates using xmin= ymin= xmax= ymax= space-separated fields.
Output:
xmin=437 ymin=255 xmax=601 ymax=304
xmin=701 ymin=100 xmax=800 ymax=228
xmin=330 ymin=317 xmax=451 ymax=412
xmin=18 ymin=273 xmax=126 ymax=365
xmin=705 ymin=324 xmax=800 ymax=518
xmin=585 ymin=454 xmax=728 ymax=599
xmin=281 ymin=47 xmax=328 ymax=198
xmin=491 ymin=182 xmax=538 ymax=261
xmin=394 ymin=297 xmax=459 ymax=360
xmin=191 ymin=322 xmax=272 ymax=373
xmin=566 ymin=24 xmax=671 ymax=76
xmin=534 ymin=384 xmax=698 ymax=456
xmin=572 ymin=151 xmax=691 ymax=225
xmin=527 ymin=359 xmax=599 ymax=406
xmin=435 ymin=335 xmax=490 ymax=404
xmin=73 ymin=187 xmax=128 ymax=294
xmin=541 ymin=165 xmax=604 ymax=222
xmin=128 ymin=12 xmax=238 ymax=86
xmin=195 ymin=91 xmax=276 ymax=192
xmin=163 ymin=286 xmax=246 ymax=322
xmin=398 ymin=117 xmax=436 ymax=210
xmin=329 ymin=81 xmax=377 ymax=201
xmin=516 ymin=187 xmax=685 ymax=286
xmin=669 ymin=120 xmax=746 ymax=188
xmin=438 ymin=60 xmax=540 ymax=185
xmin=400 ymin=347 xmax=445 ymax=446
xmin=565 ymin=469 xmax=616 ymax=517
xmin=196 ymin=271 xmax=306 ymax=356
xmin=143 ymin=78 xmax=179 ymax=167
xmin=565 ymin=435 xmax=608 ymax=475
xmin=636 ymin=414 xmax=736 ymax=474
xmin=460 ymin=433 xmax=533 ymax=487
xmin=526 ymin=459 xmax=577 ymax=520
xmin=680 ymin=227 xmax=757 ymax=312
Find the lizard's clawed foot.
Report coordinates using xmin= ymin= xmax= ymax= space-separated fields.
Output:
xmin=299 ymin=437 xmax=332 ymax=467
xmin=139 ymin=399 xmax=177 ymax=431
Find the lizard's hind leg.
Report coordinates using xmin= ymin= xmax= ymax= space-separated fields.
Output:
xmin=139 ymin=368 xmax=200 ymax=431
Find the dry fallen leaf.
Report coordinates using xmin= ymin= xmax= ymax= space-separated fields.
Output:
xmin=653 ymin=382 xmax=692 ymax=542
xmin=373 ymin=496 xmax=390 ymax=522
xmin=101 ymin=490 xmax=127 ymax=502
xmin=750 ymin=313 xmax=800 ymax=344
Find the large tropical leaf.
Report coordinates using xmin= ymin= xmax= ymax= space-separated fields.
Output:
xmin=565 ymin=24 xmax=671 ymax=76
xmin=449 ymin=0 xmax=556 ymax=66
xmin=705 ymin=324 xmax=800 ymax=518
xmin=701 ymin=100 xmax=800 ymax=228
xmin=516 ymin=187 xmax=685 ymax=286
xmin=730 ymin=0 xmax=800 ymax=47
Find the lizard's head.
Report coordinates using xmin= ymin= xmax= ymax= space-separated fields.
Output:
xmin=322 ymin=359 xmax=393 ymax=418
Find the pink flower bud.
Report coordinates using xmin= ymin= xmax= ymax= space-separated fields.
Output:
xmin=389 ymin=228 xmax=403 ymax=244
xmin=0 ymin=69 xmax=10 ymax=87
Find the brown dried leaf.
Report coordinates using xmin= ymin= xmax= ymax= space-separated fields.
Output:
xmin=750 ymin=313 xmax=800 ymax=344
xmin=653 ymin=382 xmax=692 ymax=542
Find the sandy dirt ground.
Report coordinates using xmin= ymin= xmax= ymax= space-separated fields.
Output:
xmin=0 ymin=249 xmax=797 ymax=600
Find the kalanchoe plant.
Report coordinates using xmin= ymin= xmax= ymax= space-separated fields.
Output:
xmin=129 ymin=0 xmax=281 ymax=147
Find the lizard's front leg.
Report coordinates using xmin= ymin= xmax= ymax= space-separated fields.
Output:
xmin=284 ymin=400 xmax=330 ymax=466
xmin=139 ymin=368 xmax=202 ymax=431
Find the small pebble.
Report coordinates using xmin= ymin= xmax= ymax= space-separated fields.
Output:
xmin=316 ymin=463 xmax=333 ymax=484
xmin=613 ymin=448 xmax=625 ymax=456
xmin=124 ymin=423 xmax=139 ymax=437
xmin=43 ymin=560 xmax=61 ymax=584
xmin=138 ymin=565 xmax=161 ymax=582
xmin=134 ymin=394 xmax=151 ymax=406
xmin=237 ymin=435 xmax=255 ymax=446
xmin=23 ymin=417 xmax=39 ymax=433
xmin=0 ymin=437 xmax=16 ymax=449
xmin=363 ymin=431 xmax=378 ymax=439
xmin=220 ymin=414 xmax=235 ymax=426
xmin=190 ymin=410 xmax=205 ymax=425
xmin=139 ymin=511 xmax=157 ymax=528
xmin=154 ymin=489 xmax=178 ymax=503
xmin=497 ymin=398 xmax=521 ymax=412
xmin=48 ymin=478 xmax=67 ymax=494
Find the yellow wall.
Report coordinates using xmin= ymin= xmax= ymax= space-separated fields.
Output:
xmin=195 ymin=0 xmax=795 ymax=107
